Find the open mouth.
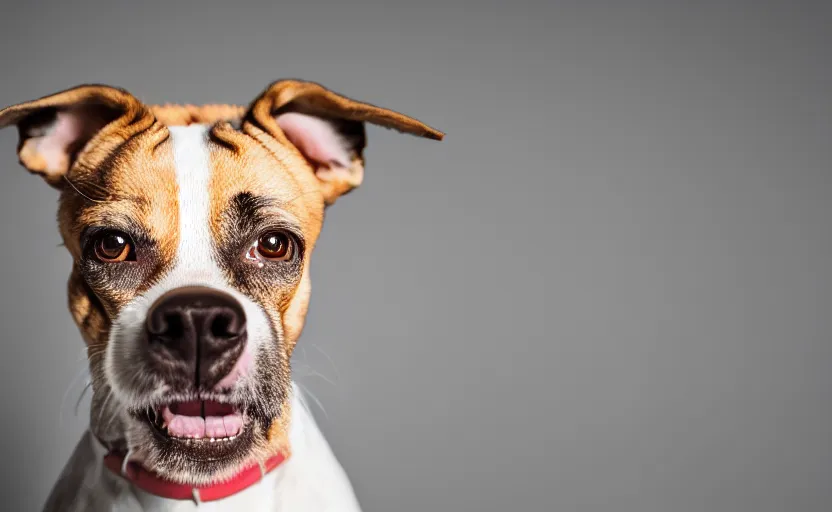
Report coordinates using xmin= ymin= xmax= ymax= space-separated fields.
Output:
xmin=148 ymin=400 xmax=245 ymax=442
xmin=140 ymin=397 xmax=256 ymax=461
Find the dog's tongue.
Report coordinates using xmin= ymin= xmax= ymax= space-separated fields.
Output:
xmin=162 ymin=400 xmax=242 ymax=439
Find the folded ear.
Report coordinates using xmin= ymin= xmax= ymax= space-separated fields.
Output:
xmin=0 ymin=85 xmax=149 ymax=187
xmin=245 ymin=80 xmax=443 ymax=205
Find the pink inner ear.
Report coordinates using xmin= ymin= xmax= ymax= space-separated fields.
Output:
xmin=276 ymin=112 xmax=351 ymax=169
xmin=37 ymin=111 xmax=86 ymax=173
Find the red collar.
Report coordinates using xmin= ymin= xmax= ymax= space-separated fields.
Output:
xmin=104 ymin=451 xmax=286 ymax=503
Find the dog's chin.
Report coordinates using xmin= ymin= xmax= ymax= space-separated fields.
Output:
xmin=126 ymin=398 xmax=276 ymax=485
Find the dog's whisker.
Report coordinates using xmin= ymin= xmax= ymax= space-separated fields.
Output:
xmin=59 ymin=365 xmax=93 ymax=425
xmin=103 ymin=406 xmax=122 ymax=434
xmin=309 ymin=343 xmax=341 ymax=386
xmin=86 ymin=345 xmax=109 ymax=363
xmin=63 ymin=173 xmax=141 ymax=205
xmin=75 ymin=381 xmax=93 ymax=417
xmin=292 ymin=346 xmax=337 ymax=389
xmin=283 ymin=188 xmax=322 ymax=206
xmin=296 ymin=367 xmax=336 ymax=388
xmin=295 ymin=381 xmax=328 ymax=420
xmin=96 ymin=388 xmax=114 ymax=430
xmin=75 ymin=345 xmax=93 ymax=363
xmin=62 ymin=175 xmax=109 ymax=203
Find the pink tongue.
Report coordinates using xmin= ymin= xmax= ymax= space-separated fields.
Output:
xmin=161 ymin=402 xmax=242 ymax=439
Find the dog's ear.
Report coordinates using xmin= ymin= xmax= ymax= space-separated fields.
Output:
xmin=0 ymin=85 xmax=150 ymax=187
xmin=245 ymin=80 xmax=443 ymax=205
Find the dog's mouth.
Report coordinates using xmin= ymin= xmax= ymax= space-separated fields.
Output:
xmin=150 ymin=400 xmax=245 ymax=441
xmin=137 ymin=397 xmax=255 ymax=461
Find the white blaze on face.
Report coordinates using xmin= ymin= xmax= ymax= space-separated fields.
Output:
xmin=105 ymin=125 xmax=272 ymax=407
xmin=169 ymin=125 xmax=216 ymax=281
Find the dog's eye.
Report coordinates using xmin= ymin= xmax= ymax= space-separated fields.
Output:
xmin=93 ymin=231 xmax=135 ymax=263
xmin=255 ymin=231 xmax=294 ymax=261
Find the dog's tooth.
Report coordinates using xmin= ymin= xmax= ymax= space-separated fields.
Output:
xmin=210 ymin=437 xmax=215 ymax=443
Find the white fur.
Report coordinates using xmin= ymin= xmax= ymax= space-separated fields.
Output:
xmin=89 ymin=125 xmax=361 ymax=510
xmin=170 ymin=124 xmax=214 ymax=274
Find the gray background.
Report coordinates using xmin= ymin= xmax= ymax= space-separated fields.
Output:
xmin=0 ymin=1 xmax=829 ymax=511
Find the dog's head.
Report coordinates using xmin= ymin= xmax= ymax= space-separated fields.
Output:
xmin=0 ymin=81 xmax=441 ymax=484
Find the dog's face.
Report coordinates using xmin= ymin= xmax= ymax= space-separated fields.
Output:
xmin=0 ymin=81 xmax=441 ymax=484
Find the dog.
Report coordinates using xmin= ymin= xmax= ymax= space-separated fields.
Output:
xmin=0 ymin=80 xmax=442 ymax=511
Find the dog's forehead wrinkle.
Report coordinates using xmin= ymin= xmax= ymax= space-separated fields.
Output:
xmin=224 ymin=191 xmax=305 ymax=237
xmin=229 ymin=191 xmax=278 ymax=215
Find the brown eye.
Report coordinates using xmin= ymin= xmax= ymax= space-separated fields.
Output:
xmin=94 ymin=232 xmax=134 ymax=262
xmin=256 ymin=231 xmax=293 ymax=261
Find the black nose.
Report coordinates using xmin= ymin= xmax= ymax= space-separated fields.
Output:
xmin=145 ymin=286 xmax=247 ymax=390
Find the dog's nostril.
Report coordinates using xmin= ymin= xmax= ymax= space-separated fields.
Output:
xmin=163 ymin=313 xmax=185 ymax=338
xmin=210 ymin=312 xmax=238 ymax=338
xmin=147 ymin=310 xmax=185 ymax=339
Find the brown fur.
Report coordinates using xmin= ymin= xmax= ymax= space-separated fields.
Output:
xmin=207 ymin=121 xmax=323 ymax=356
xmin=150 ymin=104 xmax=246 ymax=127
